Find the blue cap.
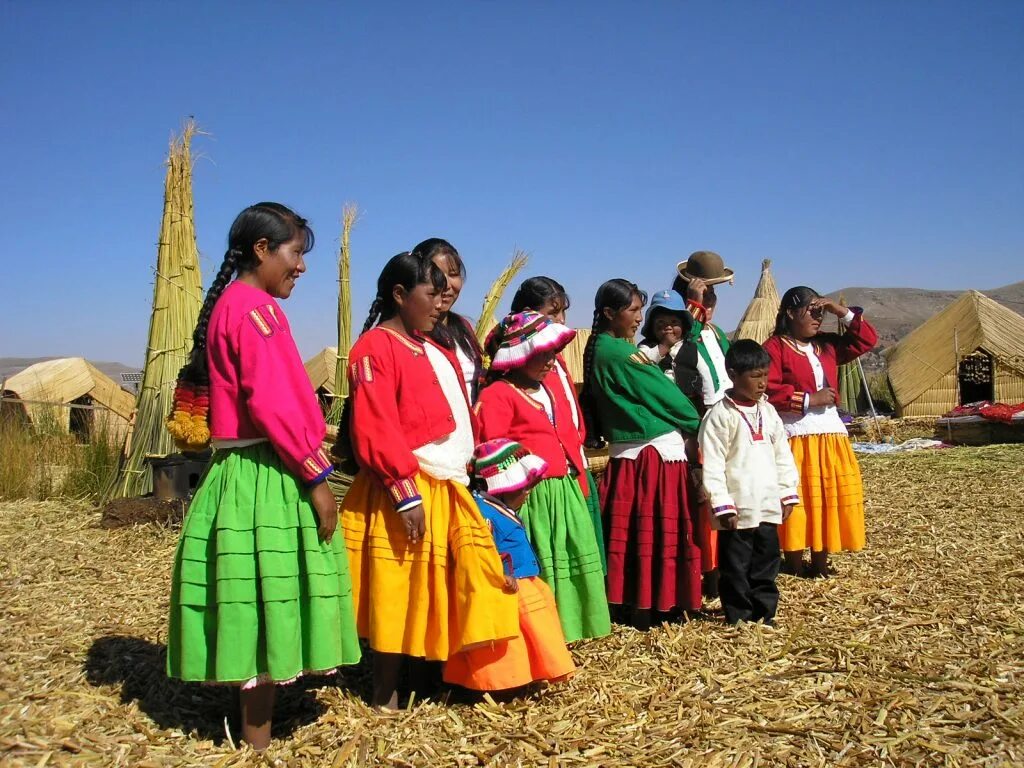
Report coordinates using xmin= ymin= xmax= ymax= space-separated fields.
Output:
xmin=641 ymin=289 xmax=689 ymax=340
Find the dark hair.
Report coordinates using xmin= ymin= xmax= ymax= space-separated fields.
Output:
xmin=178 ymin=202 xmax=314 ymax=385
xmin=580 ymin=279 xmax=648 ymax=446
xmin=639 ymin=306 xmax=686 ymax=349
xmin=361 ymin=250 xmax=447 ymax=334
xmin=773 ymin=286 xmax=820 ymax=336
xmin=510 ymin=276 xmax=570 ymax=315
xmin=725 ymin=339 xmax=772 ymax=375
xmin=415 ymin=238 xmax=479 ymax=355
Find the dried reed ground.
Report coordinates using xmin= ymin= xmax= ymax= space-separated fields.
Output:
xmin=1 ymin=446 xmax=1022 ymax=767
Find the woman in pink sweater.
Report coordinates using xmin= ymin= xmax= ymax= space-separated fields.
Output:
xmin=166 ymin=203 xmax=360 ymax=750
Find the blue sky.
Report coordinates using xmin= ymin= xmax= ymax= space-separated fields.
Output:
xmin=2 ymin=1 xmax=1022 ymax=365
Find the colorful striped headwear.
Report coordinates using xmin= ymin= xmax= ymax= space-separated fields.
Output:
xmin=487 ymin=310 xmax=576 ymax=372
xmin=471 ymin=438 xmax=548 ymax=495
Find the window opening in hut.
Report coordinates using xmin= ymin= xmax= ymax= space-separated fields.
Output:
xmin=958 ymin=350 xmax=994 ymax=406
xmin=69 ymin=396 xmax=93 ymax=442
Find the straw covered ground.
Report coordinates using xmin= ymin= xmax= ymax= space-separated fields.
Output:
xmin=1 ymin=446 xmax=1022 ymax=767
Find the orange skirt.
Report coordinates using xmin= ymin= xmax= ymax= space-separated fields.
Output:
xmin=780 ymin=433 xmax=866 ymax=554
xmin=341 ymin=471 xmax=519 ymax=661
xmin=443 ymin=576 xmax=575 ymax=691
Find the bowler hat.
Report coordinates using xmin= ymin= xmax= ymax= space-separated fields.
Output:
xmin=676 ymin=250 xmax=734 ymax=286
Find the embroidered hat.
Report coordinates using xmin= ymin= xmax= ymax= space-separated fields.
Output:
xmin=487 ymin=310 xmax=577 ymax=372
xmin=676 ymin=250 xmax=735 ymax=286
xmin=471 ymin=438 xmax=548 ymax=495
xmin=640 ymin=289 xmax=690 ymax=340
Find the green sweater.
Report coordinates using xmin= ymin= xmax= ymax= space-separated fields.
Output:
xmin=591 ymin=333 xmax=701 ymax=442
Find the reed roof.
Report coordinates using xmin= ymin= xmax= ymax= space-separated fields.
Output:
xmin=3 ymin=357 xmax=134 ymax=421
xmin=887 ymin=290 xmax=1024 ymax=406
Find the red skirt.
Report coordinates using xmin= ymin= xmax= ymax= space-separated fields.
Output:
xmin=599 ymin=448 xmax=702 ymax=613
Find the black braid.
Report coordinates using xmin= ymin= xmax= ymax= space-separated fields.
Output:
xmin=361 ymin=296 xmax=383 ymax=335
xmin=178 ymin=249 xmax=239 ymax=385
xmin=580 ymin=308 xmax=605 ymax=448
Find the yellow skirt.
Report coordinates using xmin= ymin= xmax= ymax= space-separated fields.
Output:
xmin=443 ymin=576 xmax=576 ymax=691
xmin=341 ymin=471 xmax=519 ymax=661
xmin=781 ymin=433 xmax=866 ymax=554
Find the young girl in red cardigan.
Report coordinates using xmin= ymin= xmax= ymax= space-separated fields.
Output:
xmin=508 ymin=276 xmax=606 ymax=574
xmin=477 ymin=310 xmax=612 ymax=643
xmin=339 ymin=251 xmax=518 ymax=708
xmin=762 ymin=286 xmax=878 ymax=578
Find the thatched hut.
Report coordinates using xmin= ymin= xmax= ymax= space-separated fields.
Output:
xmin=732 ymin=259 xmax=780 ymax=344
xmin=886 ymin=290 xmax=1024 ymax=416
xmin=1 ymin=358 xmax=135 ymax=443
xmin=304 ymin=346 xmax=339 ymax=412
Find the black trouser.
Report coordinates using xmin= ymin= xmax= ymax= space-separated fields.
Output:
xmin=718 ymin=522 xmax=780 ymax=625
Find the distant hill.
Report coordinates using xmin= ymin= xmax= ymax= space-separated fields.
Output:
xmin=0 ymin=357 xmax=140 ymax=390
xmin=825 ymin=280 xmax=1024 ymax=354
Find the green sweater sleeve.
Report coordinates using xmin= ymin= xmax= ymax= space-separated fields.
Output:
xmin=595 ymin=335 xmax=701 ymax=437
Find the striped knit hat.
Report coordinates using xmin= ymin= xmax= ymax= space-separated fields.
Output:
xmin=471 ymin=439 xmax=548 ymax=495
xmin=487 ymin=310 xmax=576 ymax=372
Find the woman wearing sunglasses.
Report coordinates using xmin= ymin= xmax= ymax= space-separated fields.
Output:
xmin=762 ymin=287 xmax=877 ymax=579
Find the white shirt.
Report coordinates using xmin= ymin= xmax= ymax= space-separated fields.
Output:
xmin=527 ymin=385 xmax=555 ymax=422
xmin=413 ymin=342 xmax=474 ymax=485
xmin=779 ymin=340 xmax=848 ymax=438
xmin=610 ymin=430 xmax=688 ymax=463
xmin=696 ymin=328 xmax=732 ymax=406
xmin=454 ymin=344 xmax=477 ymax=403
xmin=698 ymin=395 xmax=801 ymax=529
xmin=553 ymin=360 xmax=588 ymax=465
xmin=638 ymin=340 xmax=683 ymax=381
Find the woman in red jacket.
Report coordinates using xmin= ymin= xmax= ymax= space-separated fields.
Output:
xmin=763 ymin=286 xmax=877 ymax=578
xmin=340 ymin=251 xmax=518 ymax=708
xmin=477 ymin=310 xmax=612 ymax=643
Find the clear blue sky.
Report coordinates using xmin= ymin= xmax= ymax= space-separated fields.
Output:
xmin=2 ymin=1 xmax=1022 ymax=365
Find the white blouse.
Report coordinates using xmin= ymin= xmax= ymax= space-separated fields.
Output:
xmin=412 ymin=342 xmax=475 ymax=485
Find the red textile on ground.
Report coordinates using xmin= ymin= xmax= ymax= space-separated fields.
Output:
xmin=979 ymin=402 xmax=1024 ymax=424
xmin=599 ymin=448 xmax=702 ymax=613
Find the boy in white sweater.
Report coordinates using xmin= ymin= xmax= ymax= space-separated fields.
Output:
xmin=698 ymin=340 xmax=800 ymax=625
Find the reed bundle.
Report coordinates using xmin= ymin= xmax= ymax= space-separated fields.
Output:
xmin=732 ymin=258 xmax=780 ymax=344
xmin=328 ymin=204 xmax=358 ymax=425
xmin=106 ymin=121 xmax=204 ymax=499
xmin=476 ymin=249 xmax=529 ymax=346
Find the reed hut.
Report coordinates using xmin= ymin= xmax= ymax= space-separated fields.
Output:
xmin=1 ymin=358 xmax=135 ymax=443
xmin=732 ymin=259 xmax=780 ymax=344
xmin=108 ymin=122 xmax=204 ymax=498
xmin=304 ymin=346 xmax=338 ymax=412
xmin=886 ymin=290 xmax=1024 ymax=417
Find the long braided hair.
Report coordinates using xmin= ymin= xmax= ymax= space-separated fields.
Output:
xmin=580 ymin=279 xmax=647 ymax=448
xmin=167 ymin=203 xmax=313 ymax=450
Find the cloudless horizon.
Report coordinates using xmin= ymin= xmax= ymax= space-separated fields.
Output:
xmin=2 ymin=1 xmax=1022 ymax=366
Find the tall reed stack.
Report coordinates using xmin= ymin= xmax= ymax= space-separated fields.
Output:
xmin=107 ymin=122 xmax=204 ymax=499
xmin=328 ymin=204 xmax=358 ymax=424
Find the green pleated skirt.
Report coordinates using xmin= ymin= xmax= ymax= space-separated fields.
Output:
xmin=166 ymin=442 xmax=361 ymax=686
xmin=584 ymin=469 xmax=608 ymax=575
xmin=519 ymin=475 xmax=611 ymax=643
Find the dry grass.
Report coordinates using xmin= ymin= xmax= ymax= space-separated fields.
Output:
xmin=1 ymin=446 xmax=1022 ymax=766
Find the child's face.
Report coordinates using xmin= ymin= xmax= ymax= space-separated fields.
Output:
xmin=730 ymin=366 xmax=769 ymax=402
xmin=396 ymin=281 xmax=443 ymax=332
xmin=652 ymin=313 xmax=684 ymax=345
xmin=785 ymin=302 xmax=823 ymax=340
xmin=520 ymin=349 xmax=558 ymax=383
xmin=499 ymin=487 xmax=530 ymax=510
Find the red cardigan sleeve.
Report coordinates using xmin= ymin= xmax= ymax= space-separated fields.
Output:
xmin=763 ymin=336 xmax=808 ymax=415
xmin=348 ymin=334 xmax=423 ymax=512
xmin=474 ymin=384 xmax=515 ymax=444
xmin=834 ymin=309 xmax=878 ymax=365
xmin=237 ymin=305 xmax=333 ymax=485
